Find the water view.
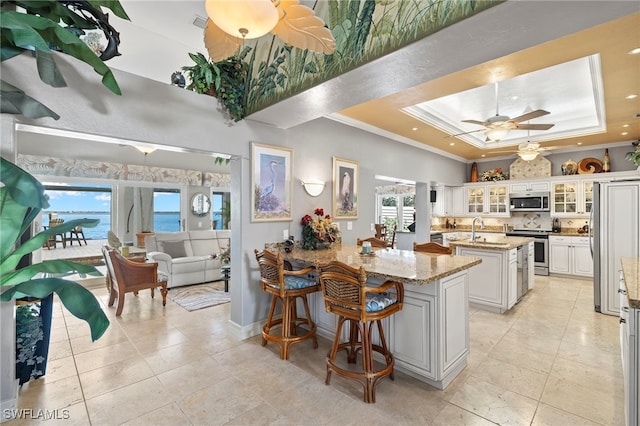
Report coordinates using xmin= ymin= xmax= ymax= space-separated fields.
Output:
xmin=44 ymin=212 xmax=181 ymax=240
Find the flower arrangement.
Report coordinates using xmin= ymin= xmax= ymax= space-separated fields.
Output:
xmin=480 ymin=168 xmax=508 ymax=181
xmin=301 ymin=208 xmax=340 ymax=250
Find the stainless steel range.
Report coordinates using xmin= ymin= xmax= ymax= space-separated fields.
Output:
xmin=506 ymin=229 xmax=550 ymax=276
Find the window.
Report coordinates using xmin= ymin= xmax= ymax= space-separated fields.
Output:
xmin=211 ymin=191 xmax=230 ymax=229
xmin=376 ymin=194 xmax=415 ymax=231
xmin=153 ymin=188 xmax=180 ymax=232
xmin=43 ymin=183 xmax=112 ymax=240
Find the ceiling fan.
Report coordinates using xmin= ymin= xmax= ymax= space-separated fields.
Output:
xmin=451 ymin=83 xmax=555 ymax=141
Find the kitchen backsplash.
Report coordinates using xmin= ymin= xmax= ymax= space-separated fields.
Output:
xmin=432 ymin=213 xmax=589 ymax=232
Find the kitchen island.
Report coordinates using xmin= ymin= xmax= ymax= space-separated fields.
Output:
xmin=278 ymin=245 xmax=481 ymax=390
xmin=448 ymin=236 xmax=534 ymax=314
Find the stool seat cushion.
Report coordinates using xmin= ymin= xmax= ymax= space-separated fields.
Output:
xmin=283 ymin=275 xmax=317 ymax=290
xmin=366 ymin=292 xmax=397 ymax=312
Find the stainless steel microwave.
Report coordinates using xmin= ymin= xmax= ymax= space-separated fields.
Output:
xmin=509 ymin=192 xmax=550 ymax=212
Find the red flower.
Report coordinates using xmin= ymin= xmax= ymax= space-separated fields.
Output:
xmin=301 ymin=214 xmax=312 ymax=226
xmin=314 ymin=208 xmax=324 ymax=216
xmin=325 ymin=214 xmax=331 ymax=220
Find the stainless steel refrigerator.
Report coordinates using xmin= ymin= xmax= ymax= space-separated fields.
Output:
xmin=592 ymin=179 xmax=640 ymax=316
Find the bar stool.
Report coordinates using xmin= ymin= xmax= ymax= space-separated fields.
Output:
xmin=254 ymin=249 xmax=319 ymax=360
xmin=413 ymin=241 xmax=453 ymax=255
xmin=316 ymin=260 xmax=404 ymax=403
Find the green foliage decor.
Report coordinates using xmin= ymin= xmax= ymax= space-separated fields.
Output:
xmin=0 ymin=157 xmax=109 ymax=341
xmin=626 ymin=144 xmax=640 ymax=166
xmin=0 ymin=0 xmax=130 ymax=120
xmin=182 ymin=51 xmax=248 ymax=122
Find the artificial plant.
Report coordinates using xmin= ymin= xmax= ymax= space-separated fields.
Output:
xmin=182 ymin=50 xmax=249 ymax=122
xmin=0 ymin=0 xmax=130 ymax=120
xmin=626 ymin=142 xmax=640 ymax=166
xmin=0 ymin=157 xmax=109 ymax=341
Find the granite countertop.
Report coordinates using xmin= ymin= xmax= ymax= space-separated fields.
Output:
xmin=447 ymin=236 xmax=534 ymax=251
xmin=621 ymin=257 xmax=640 ymax=309
xmin=279 ymin=245 xmax=481 ymax=286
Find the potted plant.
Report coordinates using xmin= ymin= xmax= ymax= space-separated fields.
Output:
xmin=1 ymin=158 xmax=109 ymax=393
xmin=625 ymin=142 xmax=640 ymax=171
xmin=182 ymin=51 xmax=249 ymax=122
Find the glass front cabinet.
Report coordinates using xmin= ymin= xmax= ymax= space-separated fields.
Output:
xmin=552 ymin=179 xmax=594 ymax=217
xmin=465 ymin=184 xmax=509 ymax=216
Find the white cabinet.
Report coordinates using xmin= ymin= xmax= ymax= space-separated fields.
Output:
xmin=389 ymin=270 xmax=470 ymax=389
xmin=510 ymin=181 xmax=550 ymax=192
xmin=549 ymin=236 xmax=593 ymax=277
xmin=463 ymin=183 xmax=509 ymax=217
xmin=438 ymin=186 xmax=465 ymax=216
xmin=551 ymin=179 xmax=594 ymax=217
xmin=455 ymin=246 xmax=517 ymax=313
xmin=620 ymin=269 xmax=638 ymax=426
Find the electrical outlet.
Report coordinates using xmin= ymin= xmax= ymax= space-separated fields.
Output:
xmin=371 ymin=223 xmax=375 ymax=231
xmin=198 ymin=221 xmax=202 ymax=227
xmin=347 ymin=221 xmax=353 ymax=230
xmin=283 ymin=229 xmax=289 ymax=240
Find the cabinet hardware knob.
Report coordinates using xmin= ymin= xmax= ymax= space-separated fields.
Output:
xmin=619 ymin=289 xmax=627 ymax=294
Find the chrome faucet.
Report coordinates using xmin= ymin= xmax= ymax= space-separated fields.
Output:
xmin=471 ymin=216 xmax=485 ymax=242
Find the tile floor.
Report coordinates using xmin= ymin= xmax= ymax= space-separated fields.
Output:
xmin=8 ymin=275 xmax=623 ymax=425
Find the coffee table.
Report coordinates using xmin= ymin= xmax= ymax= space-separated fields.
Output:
xmin=221 ymin=265 xmax=230 ymax=292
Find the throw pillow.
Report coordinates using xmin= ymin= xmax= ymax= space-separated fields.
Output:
xmin=162 ymin=240 xmax=187 ymax=258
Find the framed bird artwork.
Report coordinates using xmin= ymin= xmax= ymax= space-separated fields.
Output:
xmin=251 ymin=142 xmax=293 ymax=222
xmin=333 ymin=157 xmax=358 ymax=219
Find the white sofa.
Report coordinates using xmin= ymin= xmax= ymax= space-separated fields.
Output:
xmin=145 ymin=230 xmax=230 ymax=288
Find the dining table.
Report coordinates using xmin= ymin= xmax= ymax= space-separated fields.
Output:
xmin=270 ymin=243 xmax=482 ymax=390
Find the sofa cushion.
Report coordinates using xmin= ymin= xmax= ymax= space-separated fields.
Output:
xmin=189 ymin=230 xmax=221 ymax=257
xmin=162 ymin=240 xmax=187 ymax=258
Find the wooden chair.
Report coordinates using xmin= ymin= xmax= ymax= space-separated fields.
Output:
xmin=413 ymin=241 xmax=453 ymax=255
xmin=101 ymin=245 xmax=168 ymax=316
xmin=374 ymin=224 xmax=387 ymax=240
xmin=254 ymin=249 xmax=319 ymax=360
xmin=388 ymin=225 xmax=397 ymax=248
xmin=67 ymin=225 xmax=87 ymax=246
xmin=356 ymin=237 xmax=388 ymax=248
xmin=316 ymin=260 xmax=404 ymax=403
xmin=46 ymin=218 xmax=66 ymax=249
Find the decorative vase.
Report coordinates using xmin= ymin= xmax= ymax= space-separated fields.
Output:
xmin=561 ymin=159 xmax=578 ymax=175
xmin=470 ymin=162 xmax=478 ymax=182
xmin=603 ymin=149 xmax=611 ymax=172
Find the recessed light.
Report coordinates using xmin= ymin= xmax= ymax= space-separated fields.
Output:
xmin=481 ymin=154 xmax=486 ymax=158
xmin=626 ymin=94 xmax=639 ymax=100
xmin=511 ymin=96 xmax=518 ymax=100
xmin=412 ymin=127 xmax=418 ymax=131
xmin=577 ymin=142 xmax=583 ymax=146
xmin=449 ymin=142 xmax=455 ymax=146
xmin=622 ymin=124 xmax=630 ymax=128
xmin=629 ymin=47 xmax=640 ymax=55
xmin=622 ymin=132 xmax=629 ymax=136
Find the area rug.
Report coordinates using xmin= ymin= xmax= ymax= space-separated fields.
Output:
xmin=167 ymin=283 xmax=230 ymax=311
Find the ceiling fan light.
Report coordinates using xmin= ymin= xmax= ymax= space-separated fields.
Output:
xmin=518 ymin=150 xmax=539 ymax=161
xmin=205 ymin=0 xmax=279 ymax=39
xmin=486 ymin=128 xmax=509 ymax=141
xmin=135 ymin=146 xmax=156 ymax=154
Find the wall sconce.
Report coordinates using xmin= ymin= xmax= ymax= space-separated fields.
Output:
xmin=300 ymin=180 xmax=325 ymax=197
